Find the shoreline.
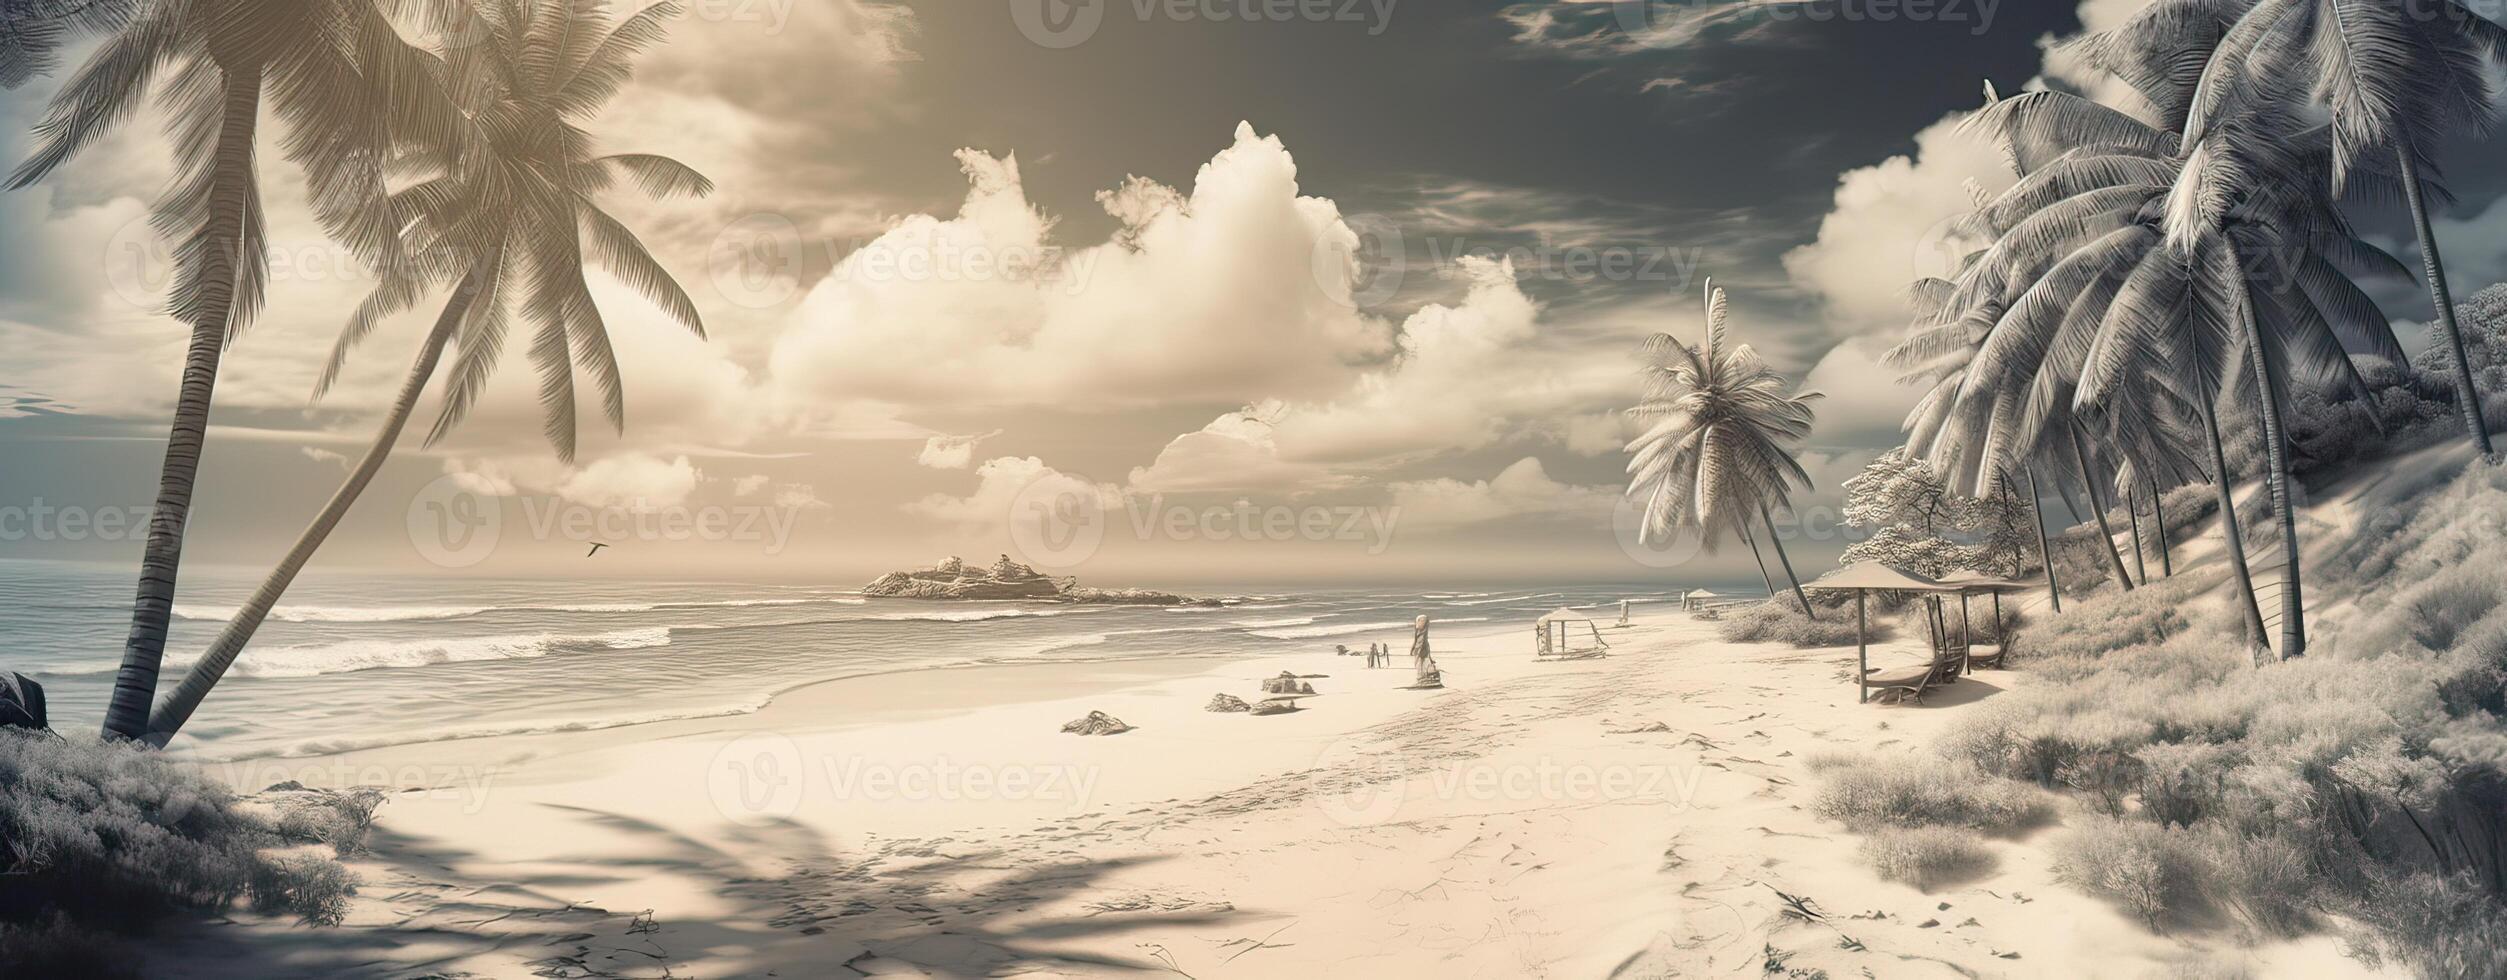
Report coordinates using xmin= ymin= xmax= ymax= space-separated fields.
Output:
xmin=185 ymin=609 xmax=1559 ymax=769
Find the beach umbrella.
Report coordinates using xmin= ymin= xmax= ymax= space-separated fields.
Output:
xmin=1936 ymin=571 xmax=2034 ymax=673
xmin=1803 ymin=562 xmax=1959 ymax=703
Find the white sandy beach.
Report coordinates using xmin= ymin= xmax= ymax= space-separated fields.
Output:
xmin=147 ymin=606 xmax=2394 ymax=979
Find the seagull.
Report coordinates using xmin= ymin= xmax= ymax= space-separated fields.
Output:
xmin=585 ymin=542 xmax=609 ymax=558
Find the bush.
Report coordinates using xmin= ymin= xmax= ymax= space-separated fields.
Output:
xmin=1859 ymin=827 xmax=1995 ymax=892
xmin=0 ymin=732 xmax=359 ymax=956
xmin=1716 ymin=598 xmax=1870 ymax=648
xmin=2353 ymin=870 xmax=2507 ymax=980
xmin=1938 ymin=457 xmax=2507 ymax=967
xmin=250 ymin=853 xmax=357 ymax=926
xmin=2054 ymin=816 xmax=2202 ymax=929
xmin=1811 ymin=754 xmax=2052 ymax=834
xmin=270 ymin=787 xmax=388 ymax=855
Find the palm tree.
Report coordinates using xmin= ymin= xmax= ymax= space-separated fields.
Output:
xmin=8 ymin=0 xmax=463 ymax=740
xmin=1625 ymin=280 xmax=1824 ymax=618
xmin=0 ymin=0 xmax=140 ymax=88
xmin=2189 ymin=0 xmax=2507 ymax=454
xmin=1902 ymin=62 xmax=2407 ymax=656
xmin=145 ymin=0 xmax=712 ymax=744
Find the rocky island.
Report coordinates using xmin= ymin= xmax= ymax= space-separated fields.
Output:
xmin=861 ymin=555 xmax=1221 ymax=606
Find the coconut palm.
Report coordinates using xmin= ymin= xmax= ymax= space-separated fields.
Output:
xmin=1901 ymin=67 xmax=2409 ymax=656
xmin=0 ymin=0 xmax=140 ymax=88
xmin=144 ymin=0 xmax=711 ymax=744
xmin=1625 ymin=279 xmax=1824 ymax=618
xmin=2188 ymin=0 xmax=2507 ymax=454
xmin=9 ymin=0 xmax=463 ymax=740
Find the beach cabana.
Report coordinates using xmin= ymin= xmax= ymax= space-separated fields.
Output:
xmin=1803 ymin=562 xmax=1960 ymax=703
xmin=1937 ymin=571 xmax=2033 ymax=672
xmin=1533 ymin=608 xmax=1611 ymax=660
xmin=1681 ymin=589 xmax=1723 ymax=611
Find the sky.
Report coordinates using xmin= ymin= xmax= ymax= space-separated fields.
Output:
xmin=6 ymin=0 xmax=2507 ymax=589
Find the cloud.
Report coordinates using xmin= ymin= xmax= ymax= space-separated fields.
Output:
xmin=768 ymin=123 xmax=1396 ymax=412
xmin=907 ymin=455 xmax=1121 ymax=535
xmin=1126 ymin=405 xmax=1353 ymax=494
xmin=444 ymin=452 xmax=703 ymax=511
xmin=1780 ymin=114 xmax=2013 ymax=335
xmin=1126 ymin=256 xmax=1638 ymax=493
xmin=916 ymin=429 xmax=1002 ymax=470
xmin=1383 ymin=457 xmax=1615 ymax=530
xmin=1778 ymin=0 xmax=2164 ymax=341
xmin=772 ymin=483 xmax=830 ymax=510
xmin=299 ymin=447 xmax=350 ymax=470
xmin=1500 ymin=1 xmax=1803 ymax=59
xmin=732 ymin=474 xmax=773 ymax=496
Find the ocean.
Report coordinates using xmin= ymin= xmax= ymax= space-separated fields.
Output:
xmin=0 ymin=559 xmax=1726 ymax=761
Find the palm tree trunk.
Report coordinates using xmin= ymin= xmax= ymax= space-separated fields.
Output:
xmin=2398 ymin=143 xmax=2494 ymax=456
xmin=2198 ymin=389 xmax=2272 ymax=655
xmin=2125 ymin=478 xmax=2150 ymax=586
xmin=2147 ymin=469 xmax=2174 ymax=577
xmin=2025 ymin=467 xmax=2062 ymax=613
xmin=1758 ymin=501 xmax=1814 ymax=620
xmin=146 ymin=279 xmax=476 ymax=743
xmin=2069 ymin=425 xmax=2135 ymax=592
xmin=2243 ymin=299 xmax=2306 ymax=659
xmin=1737 ymin=519 xmax=1779 ymax=602
xmin=101 ymin=72 xmax=261 ymax=742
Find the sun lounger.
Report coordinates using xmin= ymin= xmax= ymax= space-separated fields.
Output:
xmin=1863 ymin=642 xmax=1964 ymax=705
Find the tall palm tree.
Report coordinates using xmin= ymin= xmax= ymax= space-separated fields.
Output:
xmin=145 ymin=0 xmax=711 ymax=744
xmin=8 ymin=0 xmax=463 ymax=740
xmin=2189 ymin=0 xmax=2507 ymax=454
xmin=1625 ymin=280 xmax=1824 ymax=618
xmin=1903 ymin=64 xmax=2407 ymax=655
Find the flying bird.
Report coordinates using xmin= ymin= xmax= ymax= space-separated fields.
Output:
xmin=585 ymin=542 xmax=609 ymax=558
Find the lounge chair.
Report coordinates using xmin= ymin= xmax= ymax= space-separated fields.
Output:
xmin=1863 ymin=642 xmax=1963 ymax=705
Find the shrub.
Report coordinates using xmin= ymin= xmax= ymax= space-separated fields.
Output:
xmin=270 ymin=787 xmax=388 ymax=855
xmin=250 ymin=853 xmax=357 ymax=926
xmin=1858 ymin=827 xmax=1995 ymax=892
xmin=1811 ymin=754 xmax=2052 ymax=834
xmin=1716 ymin=598 xmax=1869 ymax=648
xmin=2352 ymin=870 xmax=2507 ymax=980
xmin=0 ymin=732 xmax=358 ymax=956
xmin=2053 ymin=816 xmax=2201 ymax=929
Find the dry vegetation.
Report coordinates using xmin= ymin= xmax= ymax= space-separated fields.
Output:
xmin=1715 ymin=598 xmax=1870 ymax=648
xmin=0 ymin=733 xmax=366 ymax=968
xmin=1818 ymin=459 xmax=2507 ymax=976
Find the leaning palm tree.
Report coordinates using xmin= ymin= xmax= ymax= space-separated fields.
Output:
xmin=8 ymin=0 xmax=463 ymax=740
xmin=1625 ymin=279 xmax=1824 ymax=618
xmin=1904 ymin=67 xmax=2409 ymax=656
xmin=2188 ymin=0 xmax=2507 ymax=454
xmin=144 ymin=0 xmax=711 ymax=744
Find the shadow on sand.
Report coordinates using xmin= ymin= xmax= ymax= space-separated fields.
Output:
xmin=145 ymin=802 xmax=1234 ymax=978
